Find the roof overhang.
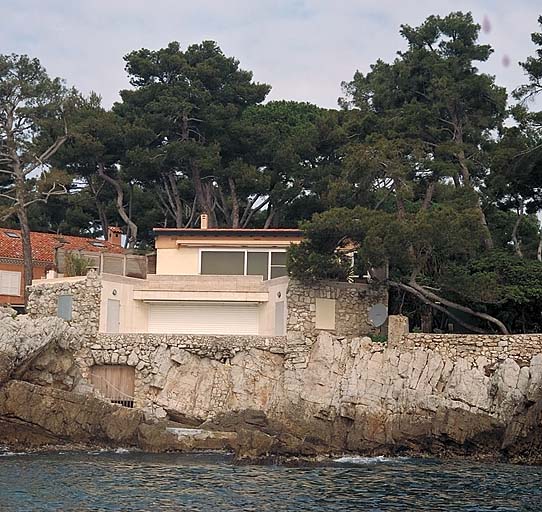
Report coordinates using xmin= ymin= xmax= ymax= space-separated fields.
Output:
xmin=153 ymin=228 xmax=303 ymax=239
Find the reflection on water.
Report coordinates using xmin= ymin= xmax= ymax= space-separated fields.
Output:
xmin=0 ymin=451 xmax=541 ymax=511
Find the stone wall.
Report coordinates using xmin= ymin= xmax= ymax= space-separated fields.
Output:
xmin=72 ymin=331 xmax=542 ymax=461
xmin=393 ymin=331 xmax=542 ymax=368
xmin=76 ymin=333 xmax=287 ymax=413
xmin=27 ymin=272 xmax=101 ymax=343
xmin=286 ymin=280 xmax=388 ymax=341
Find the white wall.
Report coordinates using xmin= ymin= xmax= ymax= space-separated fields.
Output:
xmin=258 ymin=276 xmax=289 ymax=336
xmin=100 ymin=275 xmax=149 ymax=333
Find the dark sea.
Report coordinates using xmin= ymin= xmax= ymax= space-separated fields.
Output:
xmin=0 ymin=450 xmax=541 ymax=511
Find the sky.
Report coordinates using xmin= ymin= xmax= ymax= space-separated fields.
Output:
xmin=0 ymin=0 xmax=540 ymax=109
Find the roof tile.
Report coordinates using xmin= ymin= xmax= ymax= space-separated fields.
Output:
xmin=0 ymin=227 xmax=125 ymax=264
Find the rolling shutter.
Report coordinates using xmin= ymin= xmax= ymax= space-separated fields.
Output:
xmin=148 ymin=301 xmax=259 ymax=335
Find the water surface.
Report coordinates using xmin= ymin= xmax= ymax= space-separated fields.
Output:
xmin=0 ymin=451 xmax=541 ymax=511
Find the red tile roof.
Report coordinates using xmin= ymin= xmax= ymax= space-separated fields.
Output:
xmin=0 ymin=227 xmax=125 ymax=264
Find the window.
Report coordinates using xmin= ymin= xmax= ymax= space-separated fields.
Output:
xmin=200 ymin=249 xmax=287 ymax=280
xmin=57 ymin=295 xmax=73 ymax=321
xmin=201 ymin=251 xmax=245 ymax=275
xmin=0 ymin=270 xmax=21 ymax=296
xmin=4 ymin=232 xmax=20 ymax=239
xmin=247 ymin=252 xmax=269 ymax=278
xmin=270 ymin=252 xmax=287 ymax=279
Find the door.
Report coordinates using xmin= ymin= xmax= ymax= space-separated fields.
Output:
xmin=148 ymin=301 xmax=259 ymax=335
xmin=106 ymin=299 xmax=120 ymax=333
xmin=90 ymin=365 xmax=135 ymax=407
xmin=275 ymin=301 xmax=285 ymax=336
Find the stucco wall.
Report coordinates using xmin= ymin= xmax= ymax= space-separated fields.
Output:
xmin=156 ymin=247 xmax=199 ymax=275
xmin=100 ymin=274 xmax=149 ymax=333
xmin=259 ymin=276 xmax=289 ymax=336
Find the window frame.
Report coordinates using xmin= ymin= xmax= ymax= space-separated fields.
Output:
xmin=198 ymin=248 xmax=287 ymax=280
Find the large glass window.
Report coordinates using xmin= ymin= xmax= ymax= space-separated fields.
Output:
xmin=200 ymin=250 xmax=287 ymax=280
xmin=200 ymin=251 xmax=244 ymax=275
xmin=247 ymin=252 xmax=269 ymax=279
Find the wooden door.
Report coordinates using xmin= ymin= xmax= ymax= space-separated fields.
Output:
xmin=90 ymin=365 xmax=135 ymax=407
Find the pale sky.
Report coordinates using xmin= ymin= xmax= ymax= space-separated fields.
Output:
xmin=0 ymin=1 xmax=540 ymax=109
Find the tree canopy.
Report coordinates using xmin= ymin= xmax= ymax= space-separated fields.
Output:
xmin=3 ymin=13 xmax=542 ymax=330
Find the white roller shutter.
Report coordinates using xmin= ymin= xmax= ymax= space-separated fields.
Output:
xmin=148 ymin=301 xmax=259 ymax=335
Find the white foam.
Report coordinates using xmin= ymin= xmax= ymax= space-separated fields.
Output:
xmin=333 ymin=455 xmax=406 ymax=464
xmin=114 ymin=448 xmax=131 ymax=454
xmin=0 ymin=451 xmax=27 ymax=457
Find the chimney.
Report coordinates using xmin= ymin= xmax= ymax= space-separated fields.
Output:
xmin=108 ymin=226 xmax=122 ymax=246
xmin=200 ymin=214 xmax=209 ymax=230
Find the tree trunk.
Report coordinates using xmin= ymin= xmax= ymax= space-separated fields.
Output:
xmin=420 ymin=305 xmax=433 ymax=332
xmin=393 ymin=178 xmax=407 ymax=219
xmin=96 ymin=200 xmax=109 ymax=241
xmin=452 ymin=114 xmax=494 ymax=250
xmin=97 ymin=164 xmax=138 ymax=248
xmin=191 ymin=164 xmax=216 ymax=227
xmin=229 ymin=177 xmax=240 ymax=228
xmin=264 ymin=206 xmax=276 ymax=228
xmin=407 ymin=280 xmax=509 ymax=334
xmin=87 ymin=177 xmax=109 ymax=239
xmin=389 ymin=280 xmax=490 ymax=334
xmin=512 ymin=212 xmax=523 ymax=258
xmin=421 ymin=181 xmax=435 ymax=210
xmin=16 ymin=181 xmax=33 ymax=298
xmin=163 ymin=171 xmax=183 ymax=227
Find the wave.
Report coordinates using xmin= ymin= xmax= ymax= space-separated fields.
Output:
xmin=333 ymin=455 xmax=408 ymax=464
xmin=0 ymin=451 xmax=28 ymax=457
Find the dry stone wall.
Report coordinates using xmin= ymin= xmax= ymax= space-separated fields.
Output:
xmin=393 ymin=332 xmax=542 ymax=368
xmin=27 ymin=272 xmax=101 ymax=343
xmin=286 ymin=280 xmax=388 ymax=341
xmin=78 ymin=331 xmax=542 ymax=457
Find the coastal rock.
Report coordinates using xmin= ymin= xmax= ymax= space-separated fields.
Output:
xmin=0 ymin=380 xmax=143 ymax=447
xmin=144 ymin=332 xmax=542 ymax=462
xmin=0 ymin=307 xmax=83 ymax=389
xmin=0 ymin=380 xmax=238 ymax=453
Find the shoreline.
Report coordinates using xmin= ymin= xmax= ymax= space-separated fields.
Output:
xmin=1 ymin=442 xmax=540 ymax=467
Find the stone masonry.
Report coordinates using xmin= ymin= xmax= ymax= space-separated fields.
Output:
xmin=27 ymin=271 xmax=101 ymax=344
xmin=76 ymin=333 xmax=286 ymax=412
xmin=393 ymin=331 xmax=542 ymax=368
xmin=286 ymin=279 xmax=388 ymax=341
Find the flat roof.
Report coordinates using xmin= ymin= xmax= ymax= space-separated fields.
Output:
xmin=153 ymin=228 xmax=303 ymax=238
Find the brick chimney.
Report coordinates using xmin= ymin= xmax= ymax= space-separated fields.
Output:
xmin=108 ymin=226 xmax=123 ymax=246
xmin=200 ymin=214 xmax=209 ymax=230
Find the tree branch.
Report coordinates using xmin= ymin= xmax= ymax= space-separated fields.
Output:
xmin=408 ymin=280 xmax=509 ymax=334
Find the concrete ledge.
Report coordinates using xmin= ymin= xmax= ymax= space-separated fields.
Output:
xmin=134 ymin=291 xmax=268 ymax=302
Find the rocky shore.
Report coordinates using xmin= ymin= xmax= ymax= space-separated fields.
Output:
xmin=0 ymin=307 xmax=541 ymax=464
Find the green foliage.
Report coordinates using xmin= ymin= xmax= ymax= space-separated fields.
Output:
xmin=369 ymin=334 xmax=388 ymax=344
xmin=3 ymin=12 xmax=542 ymax=330
xmin=64 ymin=253 xmax=93 ymax=277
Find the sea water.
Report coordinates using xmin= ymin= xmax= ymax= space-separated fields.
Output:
xmin=0 ymin=451 xmax=541 ymax=511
